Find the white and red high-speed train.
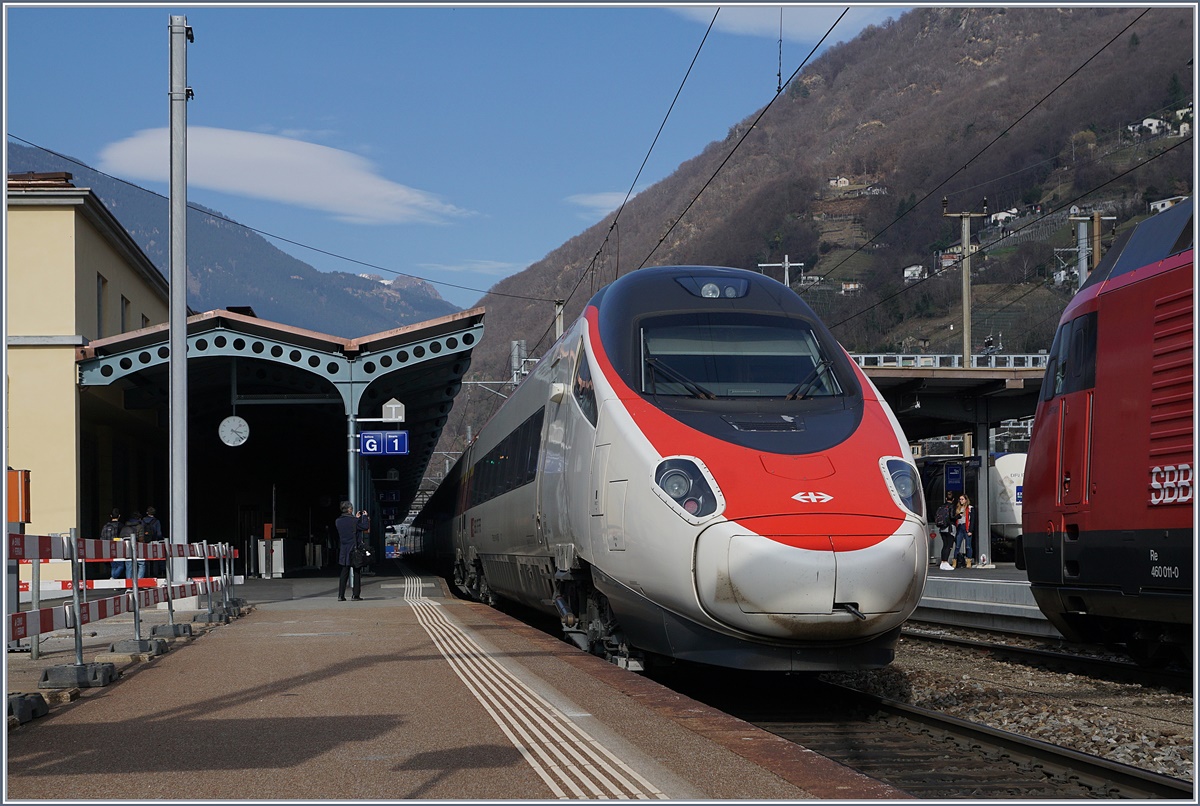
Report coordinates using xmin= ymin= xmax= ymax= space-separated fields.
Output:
xmin=416 ymin=266 xmax=928 ymax=671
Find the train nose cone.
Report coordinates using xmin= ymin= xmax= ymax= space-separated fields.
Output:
xmin=694 ymin=517 xmax=923 ymax=640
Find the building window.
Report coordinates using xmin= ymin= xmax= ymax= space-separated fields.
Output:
xmin=142 ymin=314 xmax=151 ymax=329
xmin=121 ymin=296 xmax=131 ymax=333
xmin=96 ymin=273 xmax=107 ymax=339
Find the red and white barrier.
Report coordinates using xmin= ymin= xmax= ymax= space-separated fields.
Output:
xmin=72 ymin=594 xmax=131 ymax=627
xmin=8 ymin=604 xmax=71 ymax=641
xmin=7 ymin=533 xmax=71 ymax=561
xmin=7 ymin=532 xmax=239 ymax=644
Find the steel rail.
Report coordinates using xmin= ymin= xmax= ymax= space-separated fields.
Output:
xmin=828 ymin=682 xmax=1194 ymax=799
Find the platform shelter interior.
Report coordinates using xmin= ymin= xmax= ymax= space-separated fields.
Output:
xmin=74 ymin=308 xmax=484 ymax=577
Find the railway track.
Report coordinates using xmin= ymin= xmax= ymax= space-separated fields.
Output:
xmin=656 ymin=670 xmax=1193 ymax=799
xmin=902 ymin=623 xmax=1193 ymax=693
xmin=475 ymin=594 xmax=1193 ymax=795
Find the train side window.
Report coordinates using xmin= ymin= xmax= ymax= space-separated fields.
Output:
xmin=524 ymin=407 xmax=545 ymax=483
xmin=573 ymin=348 xmax=598 ymax=426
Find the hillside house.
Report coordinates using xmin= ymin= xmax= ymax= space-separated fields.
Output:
xmin=989 ymin=208 xmax=1019 ymax=226
xmin=1128 ymin=117 xmax=1166 ymax=136
xmin=903 ymin=265 xmax=927 ymax=284
xmin=1149 ymin=196 xmax=1189 ymax=214
xmin=840 ymin=281 xmax=865 ymax=295
xmin=828 ymin=176 xmax=850 ymax=188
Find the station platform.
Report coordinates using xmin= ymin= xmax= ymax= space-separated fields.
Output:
xmin=917 ymin=560 xmax=1061 ymax=638
xmin=6 ymin=562 xmax=905 ymax=801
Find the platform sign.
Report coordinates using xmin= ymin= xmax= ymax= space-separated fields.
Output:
xmin=383 ymin=398 xmax=405 ymax=422
xmin=945 ymin=463 xmax=964 ymax=491
xmin=1015 ymin=485 xmax=1023 ymax=505
xmin=360 ymin=431 xmax=409 ymax=456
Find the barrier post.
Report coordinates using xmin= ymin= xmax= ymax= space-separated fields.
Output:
xmin=30 ymin=544 xmax=42 ymax=661
xmin=193 ymin=541 xmax=226 ymax=625
xmin=151 ymin=540 xmax=193 ymax=639
xmin=38 ymin=529 xmax=117 ymax=689
xmin=203 ymin=542 xmax=214 ymax=616
xmin=129 ymin=537 xmax=144 ymax=642
xmin=69 ymin=530 xmax=85 ymax=666
xmin=221 ymin=544 xmax=235 ymax=614
xmin=109 ymin=538 xmax=164 ymax=657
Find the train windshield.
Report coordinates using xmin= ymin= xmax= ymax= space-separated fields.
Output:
xmin=639 ymin=314 xmax=842 ymax=399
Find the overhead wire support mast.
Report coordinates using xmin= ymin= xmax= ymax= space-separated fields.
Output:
xmin=169 ymin=15 xmax=194 ymax=580
xmin=942 ymin=196 xmax=988 ymax=367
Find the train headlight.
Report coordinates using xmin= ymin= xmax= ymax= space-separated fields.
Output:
xmin=882 ymin=457 xmax=925 ymax=520
xmin=660 ymin=468 xmax=692 ymax=499
xmin=653 ymin=458 xmax=724 ymax=522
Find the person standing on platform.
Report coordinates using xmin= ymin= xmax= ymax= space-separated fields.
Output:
xmin=953 ymin=493 xmax=975 ymax=569
xmin=335 ymin=501 xmax=370 ymax=601
xmin=118 ymin=511 xmax=146 ymax=580
xmin=142 ymin=507 xmax=164 ymax=577
xmin=935 ymin=492 xmax=957 ymax=570
xmin=101 ymin=508 xmax=123 ymax=579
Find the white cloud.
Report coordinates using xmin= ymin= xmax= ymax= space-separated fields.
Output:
xmin=672 ymin=6 xmax=907 ymax=45
xmin=98 ymin=127 xmax=471 ymax=225
xmin=417 ymin=259 xmax=524 ymax=277
xmin=565 ymin=191 xmax=629 ymax=219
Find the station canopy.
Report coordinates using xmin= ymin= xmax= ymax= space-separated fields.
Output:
xmin=76 ymin=307 xmax=484 ymax=521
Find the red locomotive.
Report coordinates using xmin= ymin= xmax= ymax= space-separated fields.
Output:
xmin=1020 ymin=198 xmax=1193 ymax=665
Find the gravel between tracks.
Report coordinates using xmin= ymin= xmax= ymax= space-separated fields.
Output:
xmin=821 ymin=633 xmax=1195 ymax=782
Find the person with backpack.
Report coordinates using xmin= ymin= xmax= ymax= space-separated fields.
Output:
xmin=935 ymin=492 xmax=957 ymax=570
xmin=101 ymin=508 xmax=123 ymax=579
xmin=118 ymin=511 xmax=146 ymax=580
xmin=142 ymin=506 xmax=164 ymax=577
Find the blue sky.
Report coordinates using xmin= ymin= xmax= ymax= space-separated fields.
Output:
xmin=5 ymin=4 xmax=906 ymax=309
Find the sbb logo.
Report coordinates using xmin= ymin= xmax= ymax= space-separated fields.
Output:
xmin=1150 ymin=464 xmax=1193 ymax=505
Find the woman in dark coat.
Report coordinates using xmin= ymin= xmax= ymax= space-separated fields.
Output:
xmin=335 ymin=501 xmax=370 ymax=601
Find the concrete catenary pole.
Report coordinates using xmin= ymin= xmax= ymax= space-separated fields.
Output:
xmin=942 ymin=197 xmax=987 ymax=367
xmin=169 ymin=16 xmax=193 ymax=581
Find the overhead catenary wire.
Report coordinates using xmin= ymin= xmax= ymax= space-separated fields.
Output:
xmin=635 ymin=8 xmax=851 ymax=273
xmin=811 ymin=7 xmax=1153 ymax=288
xmin=520 ymin=7 xmax=724 ymax=361
xmin=831 ymin=134 xmax=1192 ymax=332
xmin=527 ymin=6 xmax=850 ymax=360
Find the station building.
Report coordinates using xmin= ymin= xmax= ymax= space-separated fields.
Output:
xmin=5 ymin=172 xmax=482 ymax=575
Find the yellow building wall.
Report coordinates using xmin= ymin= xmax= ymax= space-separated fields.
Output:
xmin=7 ymin=347 xmax=80 ymax=568
xmin=74 ymin=215 xmax=168 ymax=339
xmin=7 ymin=206 xmax=79 ymax=336
xmin=6 ymin=198 xmax=168 ymax=556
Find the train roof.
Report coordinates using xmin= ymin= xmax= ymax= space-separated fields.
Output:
xmin=1080 ymin=197 xmax=1192 ymax=292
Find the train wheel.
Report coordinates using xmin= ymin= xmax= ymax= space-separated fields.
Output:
xmin=1126 ymin=637 xmax=1172 ymax=669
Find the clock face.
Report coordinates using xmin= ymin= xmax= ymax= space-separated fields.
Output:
xmin=219 ymin=415 xmax=250 ymax=447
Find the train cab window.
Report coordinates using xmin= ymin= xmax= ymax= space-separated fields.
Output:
xmin=573 ymin=346 xmax=598 ymax=426
xmin=639 ymin=313 xmax=842 ymax=399
xmin=1041 ymin=311 xmax=1097 ymax=401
